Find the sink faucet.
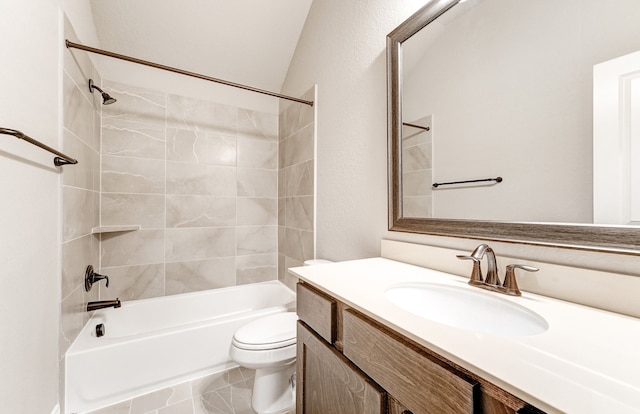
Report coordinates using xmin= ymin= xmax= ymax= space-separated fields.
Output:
xmin=87 ymin=299 xmax=121 ymax=312
xmin=471 ymin=244 xmax=499 ymax=286
xmin=457 ymin=244 xmax=538 ymax=296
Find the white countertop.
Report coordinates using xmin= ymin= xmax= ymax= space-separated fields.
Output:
xmin=290 ymin=257 xmax=640 ymax=414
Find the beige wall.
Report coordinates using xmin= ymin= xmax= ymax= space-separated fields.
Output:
xmin=282 ymin=0 xmax=424 ymax=261
xmin=0 ymin=1 xmax=99 ymax=412
xmin=282 ymin=0 xmax=640 ymax=275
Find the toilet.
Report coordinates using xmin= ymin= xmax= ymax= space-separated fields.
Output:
xmin=229 ymin=312 xmax=298 ymax=414
xmin=230 ymin=259 xmax=332 ymax=413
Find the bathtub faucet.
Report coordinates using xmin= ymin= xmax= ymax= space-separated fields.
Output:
xmin=87 ymin=298 xmax=121 ymax=312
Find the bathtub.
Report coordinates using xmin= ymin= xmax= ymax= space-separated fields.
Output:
xmin=65 ymin=280 xmax=296 ymax=414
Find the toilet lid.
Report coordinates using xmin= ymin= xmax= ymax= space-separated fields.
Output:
xmin=233 ymin=312 xmax=298 ymax=350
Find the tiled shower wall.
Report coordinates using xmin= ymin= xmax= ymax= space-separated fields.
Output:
xmin=60 ymin=14 xmax=315 ymax=408
xmin=402 ymin=116 xmax=433 ymax=218
xmin=278 ymin=87 xmax=316 ymax=287
xmin=60 ymin=17 xmax=102 ymax=407
xmin=99 ymin=81 xmax=281 ymax=300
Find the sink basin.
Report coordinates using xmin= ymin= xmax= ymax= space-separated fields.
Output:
xmin=384 ymin=283 xmax=548 ymax=336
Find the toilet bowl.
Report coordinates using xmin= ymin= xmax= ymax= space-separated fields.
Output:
xmin=229 ymin=312 xmax=298 ymax=414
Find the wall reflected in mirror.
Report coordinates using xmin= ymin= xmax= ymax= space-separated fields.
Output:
xmin=400 ymin=0 xmax=640 ymax=225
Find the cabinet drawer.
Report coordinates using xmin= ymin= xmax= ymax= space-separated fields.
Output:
xmin=343 ymin=309 xmax=477 ymax=414
xmin=297 ymin=283 xmax=335 ymax=343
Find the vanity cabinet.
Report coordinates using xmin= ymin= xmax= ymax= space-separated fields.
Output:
xmin=296 ymin=282 xmax=546 ymax=414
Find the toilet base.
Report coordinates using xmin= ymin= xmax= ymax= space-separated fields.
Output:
xmin=252 ymin=359 xmax=296 ymax=414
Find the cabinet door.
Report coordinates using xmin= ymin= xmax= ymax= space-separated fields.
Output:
xmin=297 ymin=322 xmax=385 ymax=414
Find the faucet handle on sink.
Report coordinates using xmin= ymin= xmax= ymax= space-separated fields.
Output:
xmin=456 ymin=255 xmax=484 ymax=286
xmin=503 ymin=264 xmax=539 ymax=296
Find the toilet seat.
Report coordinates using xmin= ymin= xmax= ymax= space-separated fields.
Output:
xmin=232 ymin=312 xmax=298 ymax=351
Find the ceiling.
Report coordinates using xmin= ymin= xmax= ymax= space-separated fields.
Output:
xmin=89 ymin=0 xmax=313 ymax=94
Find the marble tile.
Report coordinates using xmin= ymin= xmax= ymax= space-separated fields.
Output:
xmin=166 ymin=195 xmax=236 ymax=228
xmin=61 ymin=234 xmax=99 ymax=300
xmin=278 ymin=168 xmax=286 ymax=198
xmin=195 ymin=381 xmax=254 ymax=414
xmin=86 ymin=400 xmax=131 ymax=414
xmin=237 ymin=137 xmax=278 ymax=170
xmin=402 ymin=114 xmax=432 ymax=148
xmin=283 ymin=228 xmax=314 ymax=263
xmin=237 ymin=168 xmax=277 ymax=197
xmin=402 ymin=142 xmax=432 ymax=173
xmin=279 ymin=260 xmax=299 ymax=293
xmin=60 ymin=284 xmax=97 ymax=358
xmin=62 ymin=128 xmax=100 ymax=191
xmin=236 ymin=226 xmax=278 ymax=256
xmin=63 ymin=19 xmax=96 ymax=106
xmin=102 ymin=118 xmax=166 ymax=160
xmin=165 ymin=227 xmax=236 ymax=261
xmin=165 ymin=257 xmax=236 ymax=295
xmin=194 ymin=391 xmax=234 ymax=414
xmin=279 ymin=88 xmax=314 ymax=141
xmin=158 ymin=399 xmax=196 ymax=414
xmin=89 ymin=367 xmax=262 ymax=414
xmin=191 ymin=368 xmax=245 ymax=396
xmin=238 ymin=109 xmax=278 ymax=142
xmin=403 ymin=196 xmax=433 ymax=218
xmin=129 ymin=382 xmax=192 ymax=414
xmin=278 ymin=225 xmax=285 ymax=252
xmin=63 ymin=72 xmax=98 ymax=151
xmin=167 ymin=128 xmax=236 ymax=166
xmin=285 ymin=196 xmax=314 ymax=231
xmin=102 ymin=81 xmax=167 ymax=126
xmin=237 ymin=197 xmax=277 ymax=226
xmin=281 ymin=123 xmax=314 ymax=168
xmin=278 ymin=199 xmax=285 ymax=227
xmin=62 ymin=186 xmax=99 ymax=242
xmin=101 ymin=193 xmax=166 ymax=229
xmin=402 ymin=170 xmax=433 ymax=197
xmin=167 ymin=161 xmax=237 ymax=196
xmin=101 ymin=155 xmax=166 ymax=194
xmin=236 ymin=253 xmax=278 ymax=284
xmin=100 ymin=263 xmax=165 ymax=301
xmin=101 ymin=229 xmax=165 ymax=267
xmin=167 ymin=94 xmax=237 ymax=135
xmin=284 ymin=159 xmax=313 ymax=197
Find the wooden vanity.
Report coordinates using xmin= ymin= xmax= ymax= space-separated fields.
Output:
xmin=296 ymin=282 xmax=545 ymax=414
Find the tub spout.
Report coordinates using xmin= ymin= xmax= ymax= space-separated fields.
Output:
xmin=87 ymin=298 xmax=121 ymax=312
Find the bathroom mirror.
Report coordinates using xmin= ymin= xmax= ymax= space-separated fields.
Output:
xmin=388 ymin=0 xmax=640 ymax=253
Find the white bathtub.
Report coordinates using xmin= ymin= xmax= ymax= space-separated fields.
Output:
xmin=65 ymin=281 xmax=296 ymax=414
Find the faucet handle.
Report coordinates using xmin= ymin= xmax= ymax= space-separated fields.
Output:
xmin=503 ymin=264 xmax=539 ymax=296
xmin=456 ymin=255 xmax=484 ymax=285
xmin=84 ymin=265 xmax=110 ymax=291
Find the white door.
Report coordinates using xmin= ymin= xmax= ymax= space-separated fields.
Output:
xmin=593 ymin=50 xmax=640 ymax=225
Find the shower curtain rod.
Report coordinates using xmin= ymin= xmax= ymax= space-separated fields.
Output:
xmin=65 ymin=40 xmax=314 ymax=107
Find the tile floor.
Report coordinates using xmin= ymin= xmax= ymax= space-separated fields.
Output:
xmin=86 ymin=366 xmax=295 ymax=414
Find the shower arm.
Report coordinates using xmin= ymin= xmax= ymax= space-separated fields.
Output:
xmin=65 ymin=40 xmax=314 ymax=107
xmin=0 ymin=127 xmax=78 ymax=166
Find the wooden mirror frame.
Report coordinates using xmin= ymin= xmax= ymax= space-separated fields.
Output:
xmin=387 ymin=0 xmax=640 ymax=254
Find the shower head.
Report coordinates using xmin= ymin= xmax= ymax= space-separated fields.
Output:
xmin=88 ymin=79 xmax=117 ymax=105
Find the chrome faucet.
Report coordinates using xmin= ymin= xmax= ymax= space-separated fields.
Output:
xmin=87 ymin=299 xmax=121 ymax=312
xmin=457 ymin=244 xmax=538 ymax=296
